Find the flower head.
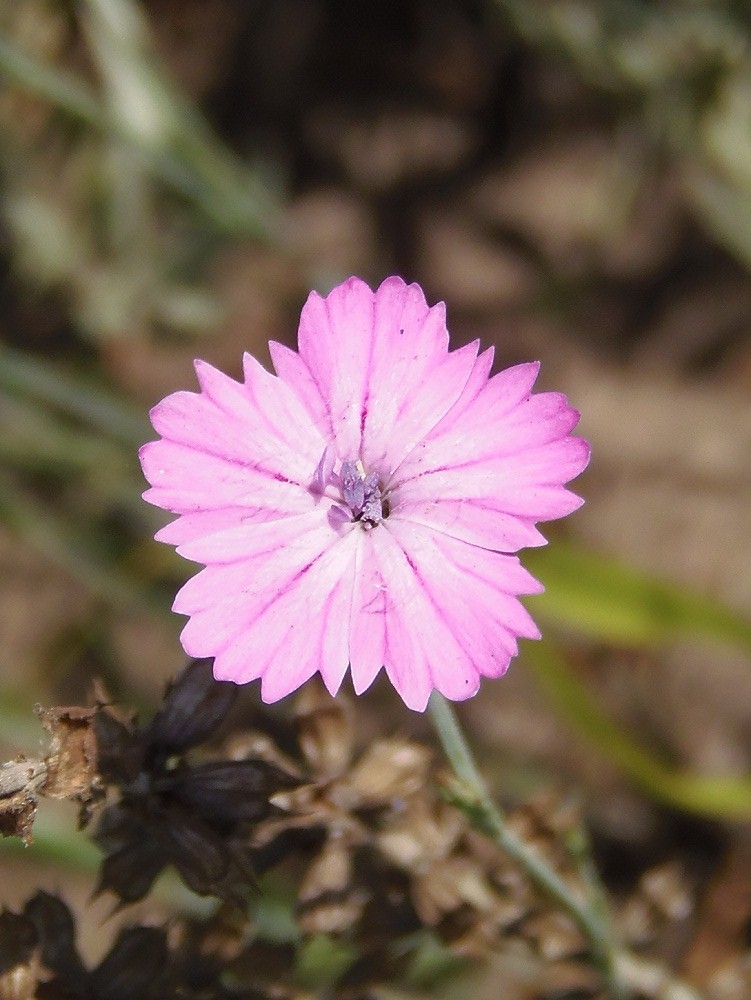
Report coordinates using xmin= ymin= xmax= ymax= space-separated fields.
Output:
xmin=140 ymin=277 xmax=589 ymax=711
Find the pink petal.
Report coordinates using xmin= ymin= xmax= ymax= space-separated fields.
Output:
xmin=347 ymin=522 xmax=544 ymax=710
xmin=291 ymin=276 xmax=477 ymax=467
xmin=376 ymin=341 xmax=479 ymax=475
xmin=385 ymin=520 xmax=543 ymax=692
xmin=155 ymin=507 xmax=273 ymax=545
xmin=361 ymin=528 xmax=436 ymax=711
xmin=158 ymin=362 xmax=320 ymax=476
xmin=140 ymin=439 xmax=314 ymax=517
xmin=393 ymin=390 xmax=582 ymax=488
xmin=176 ymin=514 xmax=359 ymax=700
xmin=176 ymin=510 xmax=337 ymax=565
xmin=268 ymin=339 xmax=330 ymax=439
xmin=347 ymin=532 xmax=389 ymax=696
xmin=218 ymin=531 xmax=358 ymax=700
xmin=389 ymin=375 xmax=590 ymax=543
xmin=394 ymin=500 xmax=547 ymax=551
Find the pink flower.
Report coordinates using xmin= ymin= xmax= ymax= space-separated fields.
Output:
xmin=140 ymin=277 xmax=589 ymax=711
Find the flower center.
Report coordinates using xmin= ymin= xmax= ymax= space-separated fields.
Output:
xmin=312 ymin=449 xmax=390 ymax=530
xmin=340 ymin=459 xmax=388 ymax=527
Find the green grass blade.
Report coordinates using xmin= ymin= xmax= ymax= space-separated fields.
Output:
xmin=0 ymin=344 xmax=150 ymax=448
xmin=0 ymin=28 xmax=276 ymax=236
xmin=525 ymin=543 xmax=751 ymax=655
xmin=525 ymin=641 xmax=751 ymax=820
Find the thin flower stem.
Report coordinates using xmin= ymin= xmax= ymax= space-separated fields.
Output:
xmin=428 ymin=693 xmax=706 ymax=1000
xmin=427 ymin=692 xmax=622 ymax=991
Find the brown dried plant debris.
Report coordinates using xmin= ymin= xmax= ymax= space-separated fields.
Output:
xmin=618 ymin=861 xmax=694 ymax=952
xmin=0 ymin=890 xmax=274 ymax=1000
xmin=0 ymin=757 xmax=45 ymax=845
xmin=0 ymin=659 xmax=298 ymax=907
xmin=0 ymin=887 xmax=419 ymax=1000
xmin=0 ymin=701 xmax=106 ymax=845
xmin=0 ymin=671 xmax=724 ymax=998
xmin=252 ymin=682 xmax=590 ymax=962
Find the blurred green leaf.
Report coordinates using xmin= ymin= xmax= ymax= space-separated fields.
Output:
xmin=0 ymin=344 xmax=150 ymax=448
xmin=0 ymin=800 xmax=101 ymax=871
xmin=522 ymin=544 xmax=751 ymax=817
xmin=0 ymin=685 xmax=49 ymax=752
xmin=0 ymin=470 xmax=160 ymax=613
xmin=401 ymin=931 xmax=467 ymax=988
xmin=686 ymin=170 xmax=751 ymax=273
xmin=525 ymin=641 xmax=751 ymax=820
xmin=295 ymin=934 xmax=359 ymax=989
xmin=526 ymin=542 xmax=751 ymax=655
xmin=252 ymin=871 xmax=302 ymax=945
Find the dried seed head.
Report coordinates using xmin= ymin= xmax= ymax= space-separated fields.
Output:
xmin=89 ymin=927 xmax=169 ymax=1000
xmin=618 ymin=861 xmax=694 ymax=948
xmin=346 ymin=740 xmax=432 ymax=808
xmin=0 ymin=910 xmax=39 ymax=1000
xmin=160 ymin=759 xmax=294 ymax=827
xmin=295 ymin=682 xmax=354 ymax=780
xmin=522 ymin=911 xmax=587 ymax=962
xmin=145 ymin=658 xmax=238 ymax=757
xmin=23 ymin=891 xmax=86 ymax=987
xmin=297 ymin=835 xmax=369 ymax=936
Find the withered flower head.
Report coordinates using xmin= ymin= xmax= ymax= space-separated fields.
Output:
xmin=250 ymin=683 xmax=528 ymax=960
xmin=1 ymin=659 xmax=298 ymax=908
xmin=251 ymin=685 xmax=599 ymax=973
xmin=143 ymin=657 xmax=241 ymax=760
xmin=91 ymin=659 xmax=297 ymax=906
xmin=0 ymin=893 xmax=168 ymax=1000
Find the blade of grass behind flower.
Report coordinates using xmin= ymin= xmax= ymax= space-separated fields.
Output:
xmin=0 ymin=344 xmax=150 ymax=448
xmin=525 ymin=542 xmax=751 ymax=656
xmin=525 ymin=641 xmax=751 ymax=820
xmin=0 ymin=385 xmax=138 ymax=479
xmin=0 ymin=801 xmax=102 ymax=871
xmin=0 ymin=470 xmax=159 ymax=613
xmin=0 ymin=685 xmax=51 ymax=752
xmin=0 ymin=23 xmax=276 ymax=237
xmin=81 ymin=0 xmax=279 ymax=236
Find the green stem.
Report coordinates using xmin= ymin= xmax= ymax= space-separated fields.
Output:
xmin=428 ymin=693 xmax=705 ymax=1000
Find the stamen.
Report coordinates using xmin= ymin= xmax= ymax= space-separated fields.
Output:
xmin=339 ymin=459 xmax=387 ymax=527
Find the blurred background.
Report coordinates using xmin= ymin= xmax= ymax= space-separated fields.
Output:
xmin=1 ymin=0 xmax=751 ymax=989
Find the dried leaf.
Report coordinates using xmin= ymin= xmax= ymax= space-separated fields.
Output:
xmin=36 ymin=705 xmax=99 ymax=804
xmin=295 ymin=683 xmax=354 ymax=780
xmin=0 ymin=759 xmax=45 ymax=845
